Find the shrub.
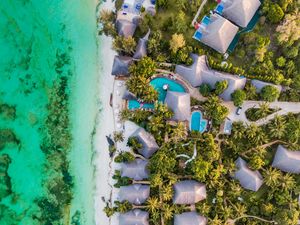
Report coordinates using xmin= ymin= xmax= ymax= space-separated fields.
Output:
xmin=260 ymin=85 xmax=280 ymax=102
xmin=199 ymin=84 xmax=212 ymax=97
xmin=231 ymin=89 xmax=246 ymax=107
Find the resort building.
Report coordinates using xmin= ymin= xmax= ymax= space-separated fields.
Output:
xmin=111 ymin=56 xmax=133 ymax=77
xmin=175 ymin=54 xmax=246 ymax=100
xmin=174 ymin=212 xmax=207 ymax=225
xmin=164 ymin=91 xmax=191 ymax=121
xmin=131 ymin=127 xmax=159 ymax=158
xmin=272 ymin=145 xmax=300 ymax=174
xmin=193 ymin=13 xmax=239 ymax=53
xmin=121 ymin=159 xmax=149 ymax=180
xmin=215 ymin=0 xmax=261 ymax=28
xmin=119 ymin=184 xmax=150 ymax=205
xmin=173 ymin=180 xmax=207 ymax=205
xmin=133 ymin=30 xmax=150 ymax=59
xmin=234 ymin=157 xmax=263 ymax=192
xmin=119 ymin=209 xmax=149 ymax=225
xmin=116 ymin=11 xmax=139 ymax=37
xmin=251 ymin=79 xmax=282 ymax=93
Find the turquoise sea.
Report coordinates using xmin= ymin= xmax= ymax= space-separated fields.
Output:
xmin=0 ymin=0 xmax=99 ymax=224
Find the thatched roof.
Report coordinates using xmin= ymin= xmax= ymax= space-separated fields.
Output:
xmin=133 ymin=30 xmax=150 ymax=59
xmin=222 ymin=0 xmax=261 ymax=28
xmin=164 ymin=91 xmax=191 ymax=121
xmin=234 ymin=157 xmax=263 ymax=191
xmin=116 ymin=19 xmax=137 ymax=38
xmin=119 ymin=184 xmax=150 ymax=205
xmin=121 ymin=159 xmax=149 ymax=180
xmin=174 ymin=212 xmax=207 ymax=225
xmin=132 ymin=127 xmax=159 ymax=158
xmin=111 ymin=56 xmax=133 ymax=76
xmin=119 ymin=209 xmax=149 ymax=225
xmin=173 ymin=180 xmax=206 ymax=205
xmin=175 ymin=54 xmax=246 ymax=100
xmin=272 ymin=145 xmax=300 ymax=174
xmin=199 ymin=13 xmax=239 ymax=53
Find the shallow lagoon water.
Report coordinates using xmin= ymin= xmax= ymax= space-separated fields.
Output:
xmin=0 ymin=0 xmax=98 ymax=224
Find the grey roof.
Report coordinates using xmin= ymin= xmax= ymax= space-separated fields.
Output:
xmin=122 ymin=90 xmax=137 ymax=100
xmin=174 ymin=212 xmax=207 ymax=225
xmin=175 ymin=54 xmax=246 ymax=100
xmin=132 ymin=127 xmax=159 ymax=158
xmin=119 ymin=184 xmax=150 ymax=205
xmin=164 ymin=91 xmax=191 ymax=121
xmin=173 ymin=180 xmax=206 ymax=205
xmin=199 ymin=13 xmax=239 ymax=53
xmin=234 ymin=157 xmax=263 ymax=191
xmin=251 ymin=79 xmax=282 ymax=93
xmin=111 ymin=56 xmax=133 ymax=76
xmin=272 ymin=145 xmax=300 ymax=174
xmin=133 ymin=30 xmax=150 ymax=59
xmin=121 ymin=159 xmax=149 ymax=180
xmin=116 ymin=19 xmax=137 ymax=38
xmin=119 ymin=209 xmax=149 ymax=225
xmin=222 ymin=0 xmax=261 ymax=28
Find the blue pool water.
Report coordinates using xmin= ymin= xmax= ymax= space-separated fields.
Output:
xmin=128 ymin=77 xmax=186 ymax=109
xmin=150 ymin=77 xmax=186 ymax=101
xmin=190 ymin=111 xmax=207 ymax=133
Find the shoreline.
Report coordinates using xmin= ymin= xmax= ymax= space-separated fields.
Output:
xmin=93 ymin=1 xmax=117 ymax=225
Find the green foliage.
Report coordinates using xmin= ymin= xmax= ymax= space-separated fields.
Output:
xmin=245 ymin=103 xmax=278 ymax=121
xmin=129 ymin=57 xmax=156 ymax=79
xmin=203 ymin=96 xmax=229 ymax=125
xmin=113 ymin=131 xmax=124 ymax=143
xmin=114 ymin=200 xmax=133 ymax=213
xmin=199 ymin=83 xmax=212 ymax=97
xmin=103 ymin=204 xmax=115 ymax=217
xmin=214 ymin=80 xmax=228 ymax=95
xmin=112 ymin=170 xmax=131 ymax=188
xmin=0 ymin=104 xmax=16 ymax=120
xmin=260 ymin=85 xmax=280 ymax=102
xmin=114 ymin=151 xmax=135 ymax=163
xmin=231 ymin=89 xmax=246 ymax=107
xmin=265 ymin=3 xmax=284 ymax=24
xmin=112 ymin=36 xmax=136 ymax=55
xmin=0 ymin=154 xmax=12 ymax=200
xmin=98 ymin=10 xmax=116 ymax=36
xmin=276 ymin=56 xmax=286 ymax=67
xmin=171 ymin=11 xmax=187 ymax=33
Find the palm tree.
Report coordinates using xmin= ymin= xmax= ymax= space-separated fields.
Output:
xmin=162 ymin=204 xmax=174 ymax=221
xmin=146 ymin=197 xmax=160 ymax=213
xmin=231 ymin=122 xmax=245 ymax=140
xmin=170 ymin=122 xmax=187 ymax=143
xmin=246 ymin=124 xmax=259 ymax=139
xmin=255 ymin=102 xmax=271 ymax=119
xmin=268 ymin=115 xmax=286 ymax=139
xmin=210 ymin=215 xmax=224 ymax=225
xmin=263 ymin=167 xmax=281 ymax=187
xmin=161 ymin=185 xmax=173 ymax=201
xmin=280 ymin=173 xmax=296 ymax=191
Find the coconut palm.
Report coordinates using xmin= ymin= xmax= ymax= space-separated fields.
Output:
xmin=161 ymin=185 xmax=173 ymax=202
xmin=255 ymin=102 xmax=271 ymax=119
xmin=263 ymin=167 xmax=281 ymax=187
xmin=280 ymin=173 xmax=296 ymax=191
xmin=146 ymin=197 xmax=160 ymax=213
xmin=268 ymin=115 xmax=286 ymax=139
xmin=210 ymin=215 xmax=224 ymax=225
xmin=246 ymin=124 xmax=259 ymax=139
xmin=162 ymin=204 xmax=174 ymax=221
xmin=170 ymin=122 xmax=187 ymax=143
xmin=231 ymin=122 xmax=246 ymax=140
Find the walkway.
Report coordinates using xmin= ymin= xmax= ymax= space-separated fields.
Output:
xmin=191 ymin=0 xmax=208 ymax=26
xmin=224 ymin=101 xmax=300 ymax=125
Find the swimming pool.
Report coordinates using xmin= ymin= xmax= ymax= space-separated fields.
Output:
xmin=128 ymin=77 xmax=187 ymax=110
xmin=150 ymin=77 xmax=186 ymax=101
xmin=190 ymin=111 xmax=207 ymax=133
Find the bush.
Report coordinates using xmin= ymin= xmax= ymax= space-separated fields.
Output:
xmin=114 ymin=152 xmax=135 ymax=163
xmin=231 ymin=89 xmax=246 ymax=107
xmin=199 ymin=84 xmax=212 ymax=97
xmin=260 ymin=85 xmax=280 ymax=102
xmin=214 ymin=80 xmax=228 ymax=95
xmin=267 ymin=4 xmax=284 ymax=23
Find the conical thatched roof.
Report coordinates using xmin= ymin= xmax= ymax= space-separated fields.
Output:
xmin=164 ymin=91 xmax=191 ymax=121
xmin=272 ymin=145 xmax=300 ymax=174
xmin=116 ymin=19 xmax=137 ymax=38
xmin=173 ymin=180 xmax=206 ymax=205
xmin=131 ymin=127 xmax=159 ymax=158
xmin=111 ymin=56 xmax=133 ymax=76
xmin=222 ymin=0 xmax=261 ymax=28
xmin=133 ymin=30 xmax=150 ymax=59
xmin=234 ymin=157 xmax=263 ymax=191
xmin=119 ymin=184 xmax=150 ymax=205
xmin=174 ymin=212 xmax=207 ymax=225
xmin=199 ymin=13 xmax=238 ymax=53
xmin=119 ymin=209 xmax=149 ymax=225
xmin=121 ymin=159 xmax=149 ymax=180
